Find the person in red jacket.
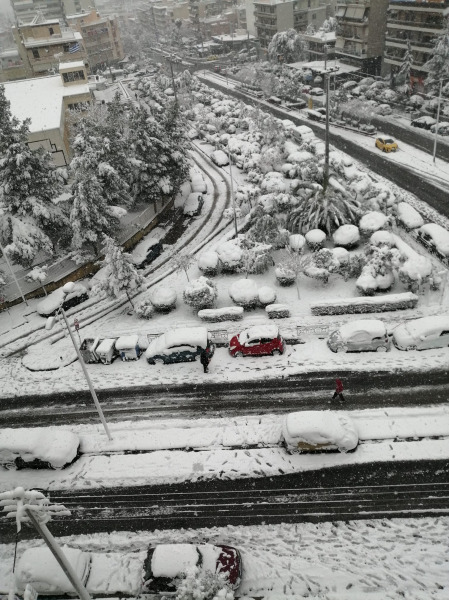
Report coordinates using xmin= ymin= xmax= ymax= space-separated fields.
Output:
xmin=332 ymin=378 xmax=345 ymax=402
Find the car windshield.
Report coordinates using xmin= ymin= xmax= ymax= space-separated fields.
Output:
xmin=385 ymin=139 xmax=394 ymax=144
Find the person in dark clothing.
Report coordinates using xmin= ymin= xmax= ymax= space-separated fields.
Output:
xmin=332 ymin=378 xmax=345 ymax=402
xmin=200 ymin=349 xmax=210 ymax=373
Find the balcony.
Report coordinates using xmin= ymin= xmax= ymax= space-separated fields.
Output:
xmin=387 ymin=18 xmax=443 ymax=30
xmin=336 ymin=45 xmax=366 ymax=58
xmin=385 ymin=36 xmax=434 ymax=49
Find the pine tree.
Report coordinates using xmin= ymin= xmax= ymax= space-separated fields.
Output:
xmin=92 ymin=235 xmax=144 ymax=307
xmin=0 ymin=86 xmax=69 ymax=266
xmin=160 ymin=102 xmax=190 ymax=200
xmin=424 ymin=17 xmax=449 ymax=93
xmin=397 ymin=39 xmax=413 ymax=96
xmin=69 ymin=135 xmax=120 ymax=256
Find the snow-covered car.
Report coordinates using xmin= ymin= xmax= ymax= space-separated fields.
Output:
xmin=190 ymin=172 xmax=207 ymax=194
xmin=392 ymin=316 xmax=449 ymax=351
xmin=310 ymin=87 xmax=324 ymax=96
xmin=307 ymin=109 xmax=325 ymax=122
xmin=411 ymin=116 xmax=436 ymax=130
xmin=430 ymin=121 xmax=449 ymax=136
xmin=0 ymin=427 xmax=80 ymax=470
xmin=131 ymin=237 xmax=163 ymax=269
xmin=282 ymin=411 xmax=359 ymax=452
xmin=183 ymin=192 xmax=204 ymax=216
xmin=211 ymin=149 xmax=229 ymax=166
xmin=292 ymin=125 xmax=315 ymax=144
xmin=327 ymin=319 xmax=391 ymax=353
xmin=145 ymin=327 xmax=215 ymax=365
xmin=416 ymin=223 xmax=449 ymax=259
xmin=142 ymin=544 xmax=242 ymax=594
xmin=342 ymin=80 xmax=357 ymax=90
xmin=15 ymin=546 xmax=143 ymax=596
xmin=229 ymin=323 xmax=285 ymax=358
xmin=36 ymin=283 xmax=89 ymax=317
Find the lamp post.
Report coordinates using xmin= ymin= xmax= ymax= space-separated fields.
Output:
xmin=432 ymin=78 xmax=444 ymax=164
xmin=0 ymin=488 xmax=92 ymax=600
xmin=47 ymin=282 xmax=112 ymax=441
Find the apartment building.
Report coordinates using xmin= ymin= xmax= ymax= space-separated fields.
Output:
xmin=253 ymin=0 xmax=328 ymax=48
xmin=383 ymin=0 xmax=449 ymax=87
xmin=66 ymin=10 xmax=125 ymax=69
xmin=303 ymin=29 xmax=336 ymax=61
xmin=12 ymin=13 xmax=87 ymax=78
xmin=136 ymin=0 xmax=190 ymax=44
xmin=10 ymin=0 xmax=94 ymax=25
xmin=334 ymin=0 xmax=388 ymax=75
xmin=3 ymin=60 xmax=91 ymax=165
xmin=0 ymin=48 xmax=26 ymax=82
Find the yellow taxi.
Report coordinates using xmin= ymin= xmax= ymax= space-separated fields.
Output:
xmin=375 ymin=137 xmax=398 ymax=152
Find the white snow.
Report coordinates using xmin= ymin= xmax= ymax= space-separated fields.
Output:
xmin=211 ymin=149 xmax=229 ymax=166
xmin=305 ymin=229 xmax=326 ymax=244
xmin=145 ymin=327 xmax=208 ymax=359
xmin=337 ymin=318 xmax=387 ymax=339
xmin=151 ymin=544 xmax=199 ymax=578
xmin=0 ymin=428 xmax=79 ymax=468
xmin=115 ymin=335 xmax=139 ymax=351
xmin=359 ymin=211 xmax=388 ymax=233
xmin=229 ymin=279 xmax=258 ymax=305
xmin=238 ymin=323 xmax=279 ymax=343
xmin=333 ymin=224 xmax=360 ymax=246
xmin=396 ymin=202 xmax=424 ymax=229
xmin=418 ymin=223 xmax=449 ymax=256
xmin=282 ymin=410 xmax=359 ymax=451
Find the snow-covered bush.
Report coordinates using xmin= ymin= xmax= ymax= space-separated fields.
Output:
xmin=370 ymin=230 xmax=394 ymax=247
xmin=359 ymin=211 xmax=388 ymax=236
xmin=229 ymin=278 xmax=259 ymax=308
xmin=305 ymin=248 xmax=340 ymax=284
xmin=134 ymin=298 xmax=155 ymax=319
xmin=398 ymin=256 xmax=433 ymax=292
xmin=183 ymin=276 xmax=218 ymax=309
xmin=216 ymin=241 xmax=243 ymax=272
xmin=332 ymin=246 xmax=349 ymax=264
xmin=305 ymin=229 xmax=326 ymax=250
xmin=311 ymin=292 xmax=418 ymax=315
xmin=198 ymin=306 xmax=243 ymax=322
xmin=333 ymin=224 xmax=360 ymax=249
xmin=289 ymin=234 xmax=306 ymax=252
xmin=266 ymin=303 xmax=291 ymax=318
xmin=275 ymin=264 xmax=296 ymax=286
xmin=198 ymin=251 xmax=220 ymax=276
xmin=150 ymin=286 xmax=177 ymax=312
xmin=258 ymin=285 xmax=276 ymax=306
xmin=396 ymin=202 xmax=424 ymax=230
xmin=174 ymin=565 xmax=235 ymax=600
xmin=248 ymin=210 xmax=289 ymax=249
xmin=356 ymin=267 xmax=395 ymax=295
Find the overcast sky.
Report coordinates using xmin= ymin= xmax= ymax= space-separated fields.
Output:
xmin=0 ymin=0 xmax=14 ymax=19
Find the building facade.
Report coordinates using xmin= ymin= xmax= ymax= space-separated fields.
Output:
xmin=66 ymin=10 xmax=125 ymax=70
xmin=383 ymin=0 xmax=449 ymax=87
xmin=334 ymin=0 xmax=388 ymax=74
xmin=12 ymin=14 xmax=87 ymax=78
xmin=11 ymin=0 xmax=94 ymax=25
xmin=253 ymin=0 xmax=328 ymax=48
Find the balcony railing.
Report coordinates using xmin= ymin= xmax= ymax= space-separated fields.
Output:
xmin=336 ymin=46 xmax=366 ymax=57
xmin=385 ymin=36 xmax=434 ymax=49
xmin=387 ymin=18 xmax=443 ymax=30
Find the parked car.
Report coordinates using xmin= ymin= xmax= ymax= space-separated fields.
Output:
xmin=375 ymin=137 xmax=398 ymax=152
xmin=411 ymin=115 xmax=436 ymax=130
xmin=392 ymin=316 xmax=449 ymax=351
xmin=307 ymin=108 xmax=326 ymax=122
xmin=36 ymin=283 xmax=89 ymax=317
xmin=142 ymin=544 xmax=242 ymax=594
xmin=146 ymin=327 xmax=215 ymax=365
xmin=267 ymin=96 xmax=282 ymax=105
xmin=282 ymin=411 xmax=359 ymax=452
xmin=285 ymin=98 xmax=307 ymax=110
xmin=15 ymin=546 xmax=142 ymax=596
xmin=211 ymin=149 xmax=229 ymax=166
xmin=301 ymin=85 xmax=312 ymax=94
xmin=229 ymin=323 xmax=284 ymax=358
xmin=430 ymin=121 xmax=449 ymax=136
xmin=327 ymin=319 xmax=391 ymax=353
xmin=310 ymin=87 xmax=324 ymax=96
xmin=131 ymin=237 xmax=163 ymax=269
xmin=184 ymin=192 xmax=204 ymax=217
xmin=416 ymin=223 xmax=449 ymax=260
xmin=0 ymin=428 xmax=80 ymax=470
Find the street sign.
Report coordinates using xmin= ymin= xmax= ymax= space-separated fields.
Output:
xmin=74 ymin=318 xmax=79 ymax=331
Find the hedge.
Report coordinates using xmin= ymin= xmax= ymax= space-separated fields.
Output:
xmin=311 ymin=292 xmax=418 ymax=316
xmin=266 ymin=304 xmax=291 ymax=319
xmin=198 ymin=306 xmax=244 ymax=322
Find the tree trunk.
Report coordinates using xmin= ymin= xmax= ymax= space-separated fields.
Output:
xmin=125 ymin=290 xmax=134 ymax=309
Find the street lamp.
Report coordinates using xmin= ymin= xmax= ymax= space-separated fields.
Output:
xmin=46 ymin=282 xmax=112 ymax=441
xmin=0 ymin=487 xmax=91 ymax=600
xmin=225 ymin=147 xmax=238 ymax=238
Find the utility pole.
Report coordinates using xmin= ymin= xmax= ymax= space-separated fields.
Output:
xmin=432 ymin=78 xmax=443 ymax=164
xmin=168 ymin=55 xmax=178 ymax=103
xmin=226 ymin=147 xmax=238 ymax=237
xmin=324 ymin=70 xmax=330 ymax=191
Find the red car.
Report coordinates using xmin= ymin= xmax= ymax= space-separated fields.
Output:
xmin=229 ymin=324 xmax=285 ymax=357
xmin=142 ymin=543 xmax=242 ymax=593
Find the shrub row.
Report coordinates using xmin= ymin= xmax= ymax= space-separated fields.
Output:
xmin=311 ymin=292 xmax=418 ymax=316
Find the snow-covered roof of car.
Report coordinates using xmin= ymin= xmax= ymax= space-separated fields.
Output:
xmin=151 ymin=544 xmax=200 ymax=578
xmin=131 ymin=236 xmax=161 ymax=263
xmin=36 ymin=283 xmax=87 ymax=316
xmin=419 ymin=223 xmax=449 ymax=254
xmin=239 ymin=323 xmax=279 ymax=343
xmin=15 ymin=546 xmax=89 ymax=594
xmin=145 ymin=327 xmax=208 ymax=357
xmin=0 ymin=427 xmax=79 ymax=468
xmin=338 ymin=319 xmax=386 ymax=339
xmin=116 ymin=335 xmax=139 ymax=350
xmin=398 ymin=316 xmax=449 ymax=338
xmin=283 ymin=411 xmax=358 ymax=451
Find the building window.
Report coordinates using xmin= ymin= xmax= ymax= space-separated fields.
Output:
xmin=62 ymin=69 xmax=85 ymax=83
xmin=63 ymin=44 xmax=70 ymax=52
xmin=32 ymin=49 xmax=39 ymax=58
xmin=49 ymin=27 xmax=54 ymax=35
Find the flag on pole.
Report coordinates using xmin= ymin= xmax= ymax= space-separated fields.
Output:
xmin=69 ymin=42 xmax=81 ymax=53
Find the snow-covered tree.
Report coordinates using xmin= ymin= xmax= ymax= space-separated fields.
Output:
xmin=321 ymin=17 xmax=337 ymax=33
xmin=175 ymin=566 xmax=234 ymax=600
xmin=248 ymin=208 xmax=289 ymax=248
xmin=276 ymin=247 xmax=313 ymax=298
xmin=424 ymin=17 xmax=449 ymax=94
xmin=0 ymin=86 xmax=69 ymax=266
xmin=171 ymin=251 xmax=194 ymax=281
xmin=25 ymin=265 xmax=48 ymax=296
xmin=396 ymin=39 xmax=413 ymax=97
xmin=267 ymin=29 xmax=307 ymax=64
xmin=92 ymin=235 xmax=143 ymax=307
